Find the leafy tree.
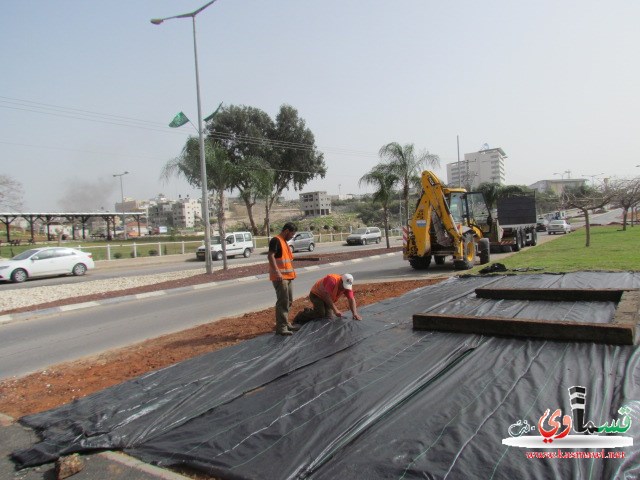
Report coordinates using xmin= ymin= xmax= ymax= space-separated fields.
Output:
xmin=536 ymin=189 xmax=562 ymax=216
xmin=264 ymin=105 xmax=326 ymax=234
xmin=208 ymin=105 xmax=274 ymax=234
xmin=352 ymin=198 xmax=381 ymax=226
xmin=608 ymin=177 xmax=640 ymax=230
xmin=561 ymin=184 xmax=614 ymax=247
xmin=209 ymin=104 xmax=326 ymax=235
xmin=0 ymin=174 xmax=24 ymax=210
xmin=476 ymin=182 xmax=530 ymax=210
xmin=378 ymin=142 xmax=439 ymax=226
xmin=162 ymin=137 xmax=242 ymax=270
xmin=359 ymin=164 xmax=399 ymax=248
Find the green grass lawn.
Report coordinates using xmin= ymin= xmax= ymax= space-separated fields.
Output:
xmin=469 ymin=225 xmax=640 ymax=274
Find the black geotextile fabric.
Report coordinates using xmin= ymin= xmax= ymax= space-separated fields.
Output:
xmin=13 ymin=272 xmax=640 ymax=479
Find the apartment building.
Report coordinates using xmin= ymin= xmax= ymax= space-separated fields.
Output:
xmin=300 ymin=191 xmax=332 ymax=217
xmin=447 ymin=147 xmax=507 ymax=189
xmin=172 ymin=196 xmax=201 ymax=228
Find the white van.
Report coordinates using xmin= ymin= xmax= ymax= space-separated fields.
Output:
xmin=196 ymin=232 xmax=254 ymax=261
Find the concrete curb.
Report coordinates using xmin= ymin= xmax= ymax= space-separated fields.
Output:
xmin=0 ymin=252 xmax=401 ymax=325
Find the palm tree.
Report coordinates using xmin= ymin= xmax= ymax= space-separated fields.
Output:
xmin=359 ymin=164 xmax=399 ymax=249
xmin=162 ymin=137 xmax=241 ymax=270
xmin=378 ymin=142 xmax=440 ymax=226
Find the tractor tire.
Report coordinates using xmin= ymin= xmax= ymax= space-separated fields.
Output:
xmin=409 ymin=255 xmax=432 ymax=270
xmin=512 ymin=230 xmax=522 ymax=252
xmin=478 ymin=238 xmax=490 ymax=265
xmin=453 ymin=234 xmax=475 ymax=270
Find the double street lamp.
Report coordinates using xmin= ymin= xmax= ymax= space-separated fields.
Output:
xmin=151 ymin=0 xmax=218 ymax=275
xmin=113 ymin=171 xmax=129 ymax=240
xmin=582 ymin=172 xmax=604 ymax=187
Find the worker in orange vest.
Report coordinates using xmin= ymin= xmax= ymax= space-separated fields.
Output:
xmin=295 ymin=273 xmax=362 ymax=324
xmin=268 ymin=222 xmax=299 ymax=335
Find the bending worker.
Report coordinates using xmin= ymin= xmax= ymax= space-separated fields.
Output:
xmin=296 ymin=273 xmax=363 ymax=324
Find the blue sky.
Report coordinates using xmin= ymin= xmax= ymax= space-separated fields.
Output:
xmin=2 ymin=0 xmax=639 ymax=211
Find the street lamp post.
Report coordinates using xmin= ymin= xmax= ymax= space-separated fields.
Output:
xmin=113 ymin=171 xmax=129 ymax=240
xmin=582 ymin=173 xmax=604 ymax=187
xmin=151 ymin=0 xmax=218 ymax=275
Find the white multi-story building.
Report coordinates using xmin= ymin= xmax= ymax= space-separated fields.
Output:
xmin=300 ymin=191 xmax=332 ymax=217
xmin=172 ymin=196 xmax=201 ymax=228
xmin=447 ymin=147 xmax=507 ymax=189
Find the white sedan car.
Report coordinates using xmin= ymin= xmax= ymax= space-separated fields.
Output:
xmin=0 ymin=247 xmax=95 ymax=283
xmin=547 ymin=220 xmax=572 ymax=234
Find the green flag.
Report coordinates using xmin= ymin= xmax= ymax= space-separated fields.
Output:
xmin=169 ymin=111 xmax=189 ymax=128
xmin=204 ymin=102 xmax=223 ymax=122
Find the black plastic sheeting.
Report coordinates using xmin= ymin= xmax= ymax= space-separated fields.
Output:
xmin=13 ymin=272 xmax=640 ymax=479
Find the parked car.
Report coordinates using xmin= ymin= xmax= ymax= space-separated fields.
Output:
xmin=196 ymin=232 xmax=254 ymax=261
xmin=0 ymin=247 xmax=95 ymax=283
xmin=346 ymin=227 xmax=382 ymax=245
xmin=547 ymin=220 xmax=572 ymax=234
xmin=287 ymin=231 xmax=315 ymax=252
xmin=535 ymin=218 xmax=549 ymax=232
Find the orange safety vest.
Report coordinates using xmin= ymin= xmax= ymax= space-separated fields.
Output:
xmin=269 ymin=234 xmax=296 ymax=281
xmin=310 ymin=274 xmax=342 ymax=302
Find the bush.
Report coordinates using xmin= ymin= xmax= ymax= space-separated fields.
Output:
xmin=113 ymin=252 xmax=122 ymax=259
xmin=130 ymin=251 xmax=136 ymax=258
xmin=148 ymin=249 xmax=158 ymax=256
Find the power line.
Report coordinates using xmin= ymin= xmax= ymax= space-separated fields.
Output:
xmin=0 ymin=95 xmax=380 ymax=159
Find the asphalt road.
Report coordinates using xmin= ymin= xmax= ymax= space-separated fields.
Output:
xmin=0 ymin=250 xmax=412 ymax=379
xmin=0 ymin=213 xmax=620 ymax=380
xmin=0 ymin=240 xmax=397 ymax=290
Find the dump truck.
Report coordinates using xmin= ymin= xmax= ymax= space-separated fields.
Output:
xmin=488 ymin=193 xmax=538 ymax=253
xmin=405 ymin=171 xmax=492 ymax=270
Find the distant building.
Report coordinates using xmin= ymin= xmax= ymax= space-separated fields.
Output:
xmin=148 ymin=194 xmax=174 ymax=228
xmin=300 ymin=191 xmax=332 ymax=217
xmin=447 ymin=147 xmax=507 ymax=189
xmin=529 ymin=178 xmax=587 ymax=195
xmin=172 ymin=196 xmax=201 ymax=228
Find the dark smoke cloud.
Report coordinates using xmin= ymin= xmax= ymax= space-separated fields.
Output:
xmin=57 ymin=178 xmax=117 ymax=212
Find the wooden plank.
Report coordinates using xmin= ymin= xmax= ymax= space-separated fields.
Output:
xmin=474 ymin=288 xmax=630 ymax=302
xmin=413 ymin=313 xmax=635 ymax=345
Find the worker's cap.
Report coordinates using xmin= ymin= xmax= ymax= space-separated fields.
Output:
xmin=341 ymin=273 xmax=354 ymax=290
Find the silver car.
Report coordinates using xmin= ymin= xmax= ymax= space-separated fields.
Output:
xmin=547 ymin=220 xmax=572 ymax=234
xmin=346 ymin=227 xmax=382 ymax=245
xmin=288 ymin=231 xmax=315 ymax=252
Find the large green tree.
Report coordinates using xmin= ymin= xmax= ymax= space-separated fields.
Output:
xmin=378 ymin=142 xmax=439 ymax=226
xmin=162 ymin=137 xmax=242 ymax=270
xmin=208 ymin=105 xmax=274 ymax=234
xmin=209 ymin=104 xmax=326 ymax=235
xmin=359 ymin=164 xmax=399 ymax=248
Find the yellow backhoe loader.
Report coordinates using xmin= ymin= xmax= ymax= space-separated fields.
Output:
xmin=404 ymin=171 xmax=492 ymax=270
